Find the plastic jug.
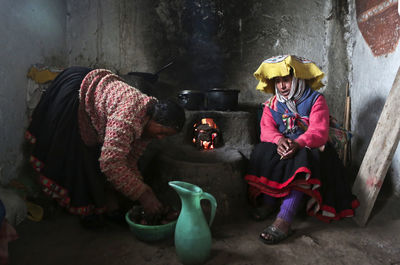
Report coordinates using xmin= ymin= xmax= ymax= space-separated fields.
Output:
xmin=169 ymin=181 xmax=217 ymax=265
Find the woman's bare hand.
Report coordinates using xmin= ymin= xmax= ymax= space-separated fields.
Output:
xmin=277 ymin=138 xmax=300 ymax=159
xmin=138 ymin=187 xmax=163 ymax=217
xmin=277 ymin=137 xmax=291 ymax=157
xmin=280 ymin=141 xmax=300 ymax=159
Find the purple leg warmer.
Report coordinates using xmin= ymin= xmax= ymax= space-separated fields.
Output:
xmin=277 ymin=189 xmax=304 ymax=224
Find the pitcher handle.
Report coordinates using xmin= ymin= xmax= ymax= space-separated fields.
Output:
xmin=201 ymin=192 xmax=217 ymax=227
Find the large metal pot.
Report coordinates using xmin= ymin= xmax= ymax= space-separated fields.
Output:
xmin=178 ymin=90 xmax=205 ymax=110
xmin=206 ymin=88 xmax=240 ymax=111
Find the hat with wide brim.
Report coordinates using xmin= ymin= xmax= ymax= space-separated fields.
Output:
xmin=254 ymin=55 xmax=325 ymax=94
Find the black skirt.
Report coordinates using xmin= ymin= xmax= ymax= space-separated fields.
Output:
xmin=244 ymin=142 xmax=359 ymax=222
xmin=26 ymin=66 xmax=107 ymax=216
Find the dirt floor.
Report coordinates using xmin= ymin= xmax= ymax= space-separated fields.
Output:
xmin=8 ymin=195 xmax=400 ymax=265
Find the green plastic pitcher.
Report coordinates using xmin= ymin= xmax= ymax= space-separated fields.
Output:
xmin=168 ymin=181 xmax=217 ymax=265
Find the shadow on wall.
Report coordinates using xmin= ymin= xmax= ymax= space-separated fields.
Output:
xmin=121 ymin=74 xmax=182 ymax=101
xmin=351 ymin=96 xmax=396 ymax=194
xmin=153 ymin=0 xmax=246 ymax=92
xmin=350 ymin=96 xmax=397 ymax=220
xmin=352 ymin=96 xmax=386 ymax=164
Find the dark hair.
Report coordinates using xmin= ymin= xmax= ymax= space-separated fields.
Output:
xmin=289 ymin=67 xmax=294 ymax=76
xmin=147 ymin=99 xmax=186 ymax=132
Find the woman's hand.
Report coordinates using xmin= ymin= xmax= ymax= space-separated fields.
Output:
xmin=138 ymin=186 xmax=163 ymax=218
xmin=281 ymin=141 xmax=300 ymax=159
xmin=277 ymin=137 xmax=300 ymax=159
xmin=277 ymin=137 xmax=291 ymax=157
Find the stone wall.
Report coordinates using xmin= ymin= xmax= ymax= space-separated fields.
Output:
xmin=66 ymin=0 xmax=347 ymax=119
xmin=0 ymin=0 xmax=67 ymax=183
xmin=348 ymin=0 xmax=400 ymax=196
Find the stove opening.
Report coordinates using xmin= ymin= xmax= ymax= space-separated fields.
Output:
xmin=192 ymin=118 xmax=221 ymax=150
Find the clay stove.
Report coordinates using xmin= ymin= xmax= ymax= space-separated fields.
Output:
xmin=144 ymin=110 xmax=257 ymax=224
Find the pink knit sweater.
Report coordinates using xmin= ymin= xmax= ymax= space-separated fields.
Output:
xmin=260 ymin=95 xmax=330 ymax=148
xmin=78 ymin=69 xmax=157 ymax=200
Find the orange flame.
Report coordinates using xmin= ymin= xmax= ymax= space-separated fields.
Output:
xmin=193 ymin=118 xmax=219 ymax=150
xmin=200 ymin=140 xmax=214 ymax=150
xmin=201 ymin=118 xmax=218 ymax=129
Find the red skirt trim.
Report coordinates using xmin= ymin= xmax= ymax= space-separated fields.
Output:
xmin=245 ymin=170 xmax=359 ymax=222
xmin=26 ymin=131 xmax=106 ymax=216
xmin=39 ymin=173 xmax=106 ymax=216
xmin=245 ymin=166 xmax=311 ymax=189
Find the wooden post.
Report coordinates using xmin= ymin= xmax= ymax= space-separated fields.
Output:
xmin=352 ymin=67 xmax=400 ymax=226
xmin=343 ymin=83 xmax=351 ymax=166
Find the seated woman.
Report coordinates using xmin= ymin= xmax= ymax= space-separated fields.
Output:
xmin=26 ymin=67 xmax=185 ymax=228
xmin=245 ymin=55 xmax=359 ymax=244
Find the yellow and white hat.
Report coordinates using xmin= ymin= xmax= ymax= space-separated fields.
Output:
xmin=254 ymin=55 xmax=325 ymax=94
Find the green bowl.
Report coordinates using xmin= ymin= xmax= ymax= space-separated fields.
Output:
xmin=125 ymin=210 xmax=177 ymax=242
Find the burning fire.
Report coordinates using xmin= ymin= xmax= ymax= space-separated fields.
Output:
xmin=193 ymin=118 xmax=221 ymax=150
xmin=200 ymin=118 xmax=217 ymax=129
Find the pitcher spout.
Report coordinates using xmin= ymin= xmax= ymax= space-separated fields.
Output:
xmin=168 ymin=181 xmax=203 ymax=195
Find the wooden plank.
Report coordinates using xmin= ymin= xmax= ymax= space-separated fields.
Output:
xmin=343 ymin=83 xmax=351 ymax=166
xmin=352 ymin=67 xmax=400 ymax=226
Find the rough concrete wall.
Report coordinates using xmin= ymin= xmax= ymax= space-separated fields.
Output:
xmin=66 ymin=0 xmax=169 ymax=74
xmin=347 ymin=1 xmax=400 ymax=195
xmin=223 ymin=0 xmax=348 ymax=120
xmin=324 ymin=0 xmax=352 ymax=123
xmin=0 ymin=0 xmax=67 ymax=183
xmin=66 ymin=0 xmax=346 ymax=118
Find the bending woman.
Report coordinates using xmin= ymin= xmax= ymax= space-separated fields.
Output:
xmin=245 ymin=55 xmax=359 ymax=244
xmin=26 ymin=67 xmax=185 ymax=227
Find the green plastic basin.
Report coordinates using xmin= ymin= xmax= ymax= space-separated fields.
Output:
xmin=125 ymin=210 xmax=177 ymax=242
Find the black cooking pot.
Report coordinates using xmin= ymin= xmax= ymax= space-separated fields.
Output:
xmin=206 ymin=88 xmax=240 ymax=111
xmin=178 ymin=90 xmax=205 ymax=110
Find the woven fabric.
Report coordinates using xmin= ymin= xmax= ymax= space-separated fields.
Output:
xmin=26 ymin=67 xmax=109 ymax=215
xmin=277 ymin=189 xmax=304 ymax=223
xmin=78 ymin=69 xmax=157 ymax=200
xmin=260 ymin=92 xmax=330 ymax=149
xmin=245 ymin=142 xmax=359 ymax=222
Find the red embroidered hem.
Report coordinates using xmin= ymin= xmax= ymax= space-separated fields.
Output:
xmin=26 ymin=131 xmax=106 ymax=216
xmin=245 ymin=169 xmax=360 ymax=222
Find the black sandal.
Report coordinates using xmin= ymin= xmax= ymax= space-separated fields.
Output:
xmin=259 ymin=225 xmax=294 ymax=244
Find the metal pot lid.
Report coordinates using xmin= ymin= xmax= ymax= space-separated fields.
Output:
xmin=180 ymin=90 xmax=205 ymax=94
xmin=208 ymin=88 xmax=240 ymax=93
